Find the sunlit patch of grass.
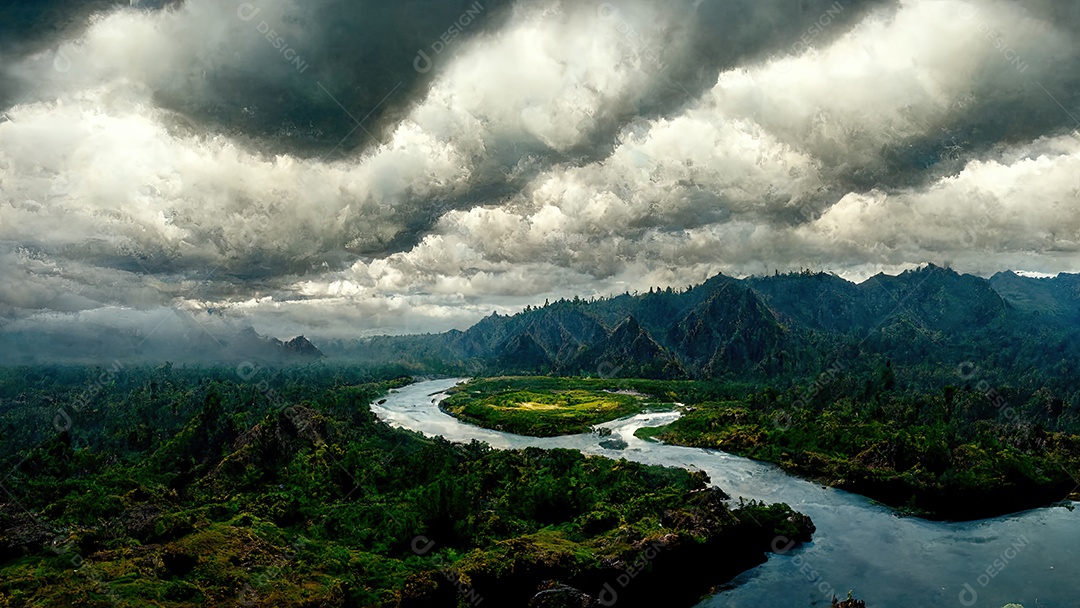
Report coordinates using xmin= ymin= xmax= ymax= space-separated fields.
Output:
xmin=442 ymin=379 xmax=668 ymax=436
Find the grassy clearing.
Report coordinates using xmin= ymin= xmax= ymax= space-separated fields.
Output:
xmin=441 ymin=377 xmax=674 ymax=436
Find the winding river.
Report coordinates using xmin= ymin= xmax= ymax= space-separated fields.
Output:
xmin=372 ymin=378 xmax=1078 ymax=608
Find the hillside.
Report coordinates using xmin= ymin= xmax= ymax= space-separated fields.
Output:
xmin=323 ymin=265 xmax=1080 ymax=392
xmin=0 ymin=367 xmax=813 ymax=607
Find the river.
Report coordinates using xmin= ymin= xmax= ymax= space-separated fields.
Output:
xmin=372 ymin=378 xmax=1078 ymax=608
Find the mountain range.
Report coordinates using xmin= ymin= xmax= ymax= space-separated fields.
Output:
xmin=321 ymin=265 xmax=1080 ymax=389
xmin=5 ymin=264 xmax=1078 ymax=391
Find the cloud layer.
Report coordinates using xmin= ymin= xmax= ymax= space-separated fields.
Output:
xmin=1 ymin=0 xmax=1079 ymax=348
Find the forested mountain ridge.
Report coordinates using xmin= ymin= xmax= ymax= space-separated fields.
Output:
xmin=323 ymin=264 xmax=1080 ymax=391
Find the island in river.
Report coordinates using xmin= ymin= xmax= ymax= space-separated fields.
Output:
xmin=442 ymin=376 xmax=1080 ymax=521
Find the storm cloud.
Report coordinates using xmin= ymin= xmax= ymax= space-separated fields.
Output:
xmin=1 ymin=0 xmax=1079 ymax=353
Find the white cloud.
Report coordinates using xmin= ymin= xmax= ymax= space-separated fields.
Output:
xmin=2 ymin=0 xmax=1080 ymax=345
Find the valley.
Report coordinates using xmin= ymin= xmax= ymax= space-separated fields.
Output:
xmin=443 ymin=375 xmax=1080 ymax=520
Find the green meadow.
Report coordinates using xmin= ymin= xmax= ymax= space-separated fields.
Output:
xmin=441 ymin=377 xmax=674 ymax=436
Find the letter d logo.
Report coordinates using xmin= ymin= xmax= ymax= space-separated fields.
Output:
xmin=597 ymin=582 xmax=618 ymax=606
xmin=53 ymin=49 xmax=72 ymax=73
xmin=411 ymin=535 xmax=435 ymax=556
xmin=53 ymin=409 xmax=72 ymax=433
xmin=236 ymin=361 xmax=258 ymax=381
xmin=958 ymin=583 xmax=977 ymax=607
xmin=237 ymin=3 xmax=261 ymax=21
xmin=413 ymin=50 xmax=433 ymax=74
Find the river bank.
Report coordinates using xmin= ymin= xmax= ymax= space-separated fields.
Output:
xmin=634 ymin=402 xmax=1079 ymax=521
xmin=377 ymin=378 xmax=1078 ymax=608
xmin=0 ymin=369 xmax=809 ymax=608
xmin=439 ymin=377 xmax=1080 ymax=521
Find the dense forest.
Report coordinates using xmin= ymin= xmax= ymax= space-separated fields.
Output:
xmin=439 ymin=374 xmax=1080 ymax=520
xmin=3 ymin=266 xmax=1077 ymax=603
xmin=322 ymin=266 xmax=1080 ymax=399
xmin=0 ymin=365 xmax=812 ymax=607
xmin=633 ymin=376 xmax=1080 ymax=520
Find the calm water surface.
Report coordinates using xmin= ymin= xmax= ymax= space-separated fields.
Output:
xmin=373 ymin=378 xmax=1078 ymax=608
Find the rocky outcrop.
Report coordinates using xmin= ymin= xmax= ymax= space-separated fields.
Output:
xmin=0 ymin=504 xmax=56 ymax=562
xmin=446 ymin=488 xmax=814 ymax=608
xmin=236 ymin=327 xmax=325 ymax=360
xmin=529 ymin=583 xmax=598 ymax=607
xmin=283 ymin=335 xmax=324 ymax=357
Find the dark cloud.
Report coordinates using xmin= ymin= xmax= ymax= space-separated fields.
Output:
xmin=1 ymin=0 xmax=1079 ymax=359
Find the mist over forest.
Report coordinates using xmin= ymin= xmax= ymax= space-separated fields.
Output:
xmin=1 ymin=2 xmax=1079 ymax=607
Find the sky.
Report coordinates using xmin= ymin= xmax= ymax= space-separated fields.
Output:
xmin=1 ymin=0 xmax=1079 ymax=345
